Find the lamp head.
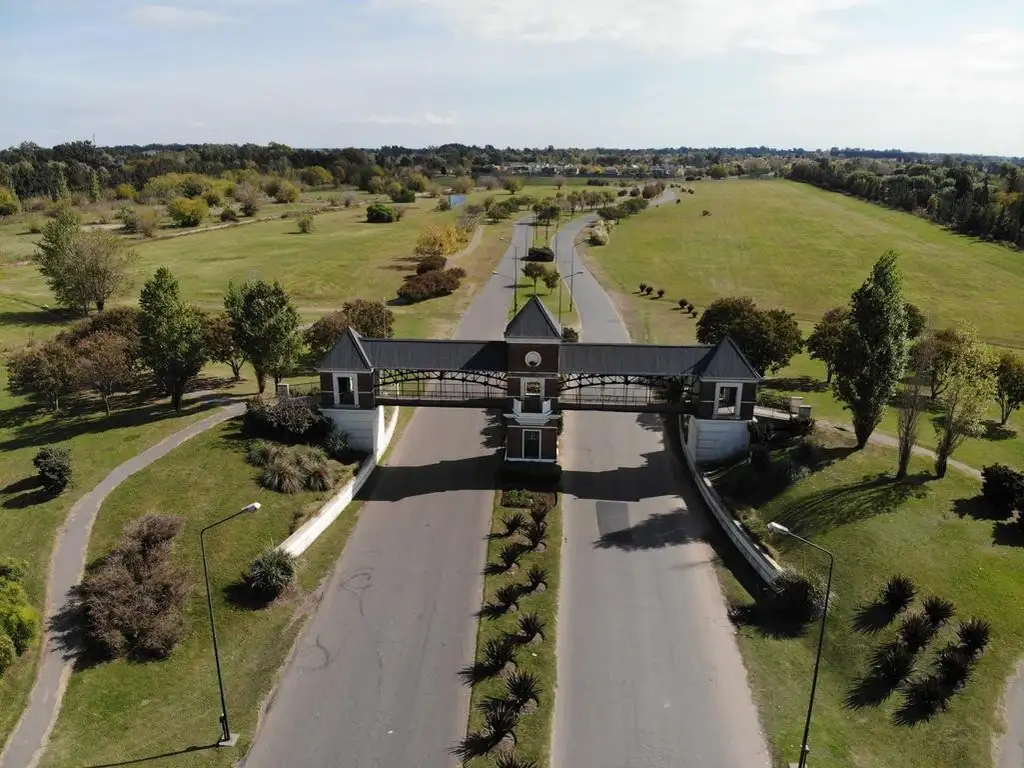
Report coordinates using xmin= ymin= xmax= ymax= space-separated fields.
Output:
xmin=766 ymin=521 xmax=789 ymax=535
xmin=242 ymin=502 xmax=262 ymax=514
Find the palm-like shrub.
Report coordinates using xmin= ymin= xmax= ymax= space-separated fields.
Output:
xmin=498 ymin=544 xmax=523 ymax=570
xmin=526 ymin=565 xmax=548 ymax=591
xmin=898 ymin=613 xmax=936 ymax=653
xmin=506 ymin=670 xmax=542 ymax=706
xmin=524 ymin=519 xmax=548 ymax=549
xmin=518 ymin=612 xmax=545 ymax=642
xmin=260 ymin=456 xmax=304 ymax=494
xmin=503 ymin=512 xmax=526 ymax=537
xmin=957 ymin=618 xmax=992 ymax=657
xmin=245 ymin=548 xmax=297 ymax=601
xmin=484 ymin=698 xmax=520 ymax=739
xmin=935 ymin=645 xmax=974 ymax=692
xmin=870 ymin=642 xmax=915 ymax=686
xmin=494 ymin=752 xmax=539 ymax=768
xmin=881 ymin=574 xmax=916 ymax=612
xmin=922 ymin=596 xmax=955 ymax=628
xmin=495 ymin=583 xmax=522 ymax=608
xmin=483 ymin=636 xmax=517 ymax=670
xmin=528 ymin=504 xmax=549 ymax=525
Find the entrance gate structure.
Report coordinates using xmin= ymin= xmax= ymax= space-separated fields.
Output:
xmin=315 ymin=296 xmax=761 ymax=467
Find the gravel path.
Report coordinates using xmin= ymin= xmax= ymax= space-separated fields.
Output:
xmin=0 ymin=401 xmax=245 ymax=768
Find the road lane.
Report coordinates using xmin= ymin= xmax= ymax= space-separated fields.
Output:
xmin=551 ymin=217 xmax=771 ymax=767
xmin=244 ymin=222 xmax=533 ymax=768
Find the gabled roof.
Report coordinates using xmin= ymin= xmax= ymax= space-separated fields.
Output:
xmin=693 ymin=336 xmax=762 ymax=382
xmin=364 ymin=339 xmax=505 ymax=372
xmin=318 ymin=327 xmax=372 ymax=371
xmin=504 ymin=295 xmax=561 ymax=340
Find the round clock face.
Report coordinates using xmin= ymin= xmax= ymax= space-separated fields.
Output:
xmin=524 ymin=350 xmax=542 ymax=368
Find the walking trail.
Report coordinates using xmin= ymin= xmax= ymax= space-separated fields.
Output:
xmin=0 ymin=401 xmax=245 ymax=768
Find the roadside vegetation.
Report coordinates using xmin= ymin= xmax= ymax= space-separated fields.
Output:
xmin=458 ymin=489 xmax=561 ymax=767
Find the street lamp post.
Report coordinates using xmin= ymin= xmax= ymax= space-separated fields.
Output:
xmin=558 ymin=270 xmax=584 ymax=325
xmin=766 ymin=521 xmax=834 ymax=768
xmin=200 ymin=501 xmax=262 ymax=747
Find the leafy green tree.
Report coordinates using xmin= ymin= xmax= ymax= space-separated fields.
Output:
xmin=76 ymin=331 xmax=137 ymax=414
xmin=450 ymin=176 xmax=474 ymax=195
xmin=76 ymin=231 xmax=137 ymax=312
xmin=300 ymin=166 xmax=333 ymax=187
xmin=225 ymin=280 xmax=300 ymax=394
xmin=274 ymin=180 xmax=300 ymax=203
xmin=806 ymin=306 xmax=849 ymax=383
xmin=542 ymin=268 xmax=561 ymax=293
xmin=6 ymin=340 xmax=78 ymax=411
xmin=833 ymin=252 xmax=909 ymax=448
xmin=904 ymin=302 xmax=926 ymax=339
xmin=932 ymin=325 xmax=994 ymax=477
xmin=139 ymin=268 xmax=208 ymax=410
xmin=696 ymin=297 xmax=803 ymax=375
xmin=166 ymin=196 xmax=208 ymax=227
xmin=502 ymin=177 xmax=524 ymax=195
xmin=995 ymin=351 xmax=1024 ymax=426
xmin=0 ymin=185 xmax=20 ymax=216
xmin=912 ymin=327 xmax=978 ymax=400
xmin=34 ymin=206 xmax=86 ymax=312
xmin=341 ymin=298 xmax=394 ymax=338
xmin=203 ymin=312 xmax=245 ymax=381
xmin=522 ymin=262 xmax=547 ymax=294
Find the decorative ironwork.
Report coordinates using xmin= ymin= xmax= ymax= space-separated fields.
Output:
xmin=558 ymin=373 xmax=695 ymax=412
xmin=374 ymin=368 xmax=507 ymax=405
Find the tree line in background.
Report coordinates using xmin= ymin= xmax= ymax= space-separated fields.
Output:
xmin=788 ymin=157 xmax=1024 ymax=249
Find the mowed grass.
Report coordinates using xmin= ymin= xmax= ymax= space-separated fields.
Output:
xmin=585 ymin=179 xmax=1024 ymax=471
xmin=464 ymin=492 xmax=562 ymax=767
xmin=715 ymin=432 xmax=1022 ymax=768
xmin=38 ymin=418 xmax=365 ymax=768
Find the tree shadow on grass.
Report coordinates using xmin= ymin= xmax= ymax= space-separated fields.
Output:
xmin=223 ymin=581 xmax=274 ymax=611
xmin=772 ymin=472 xmax=931 ymax=539
xmin=727 ymin=602 xmax=810 ymax=640
xmin=1 ymin=486 xmax=54 ymax=509
xmin=992 ymin=521 xmax=1024 ymax=547
xmin=852 ymin=600 xmax=903 ymax=634
xmin=952 ymin=495 xmax=1003 ymax=521
xmin=982 ymin=420 xmax=1017 ymax=441
xmin=844 ymin=641 xmax=913 ymax=709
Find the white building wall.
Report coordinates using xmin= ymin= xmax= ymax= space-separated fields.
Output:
xmin=691 ymin=418 xmax=750 ymax=463
xmin=324 ymin=407 xmax=383 ymax=453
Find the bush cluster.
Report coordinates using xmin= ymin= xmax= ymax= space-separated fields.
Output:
xmin=247 ymin=441 xmax=336 ymax=494
xmin=244 ymin=548 xmax=297 ymax=602
xmin=167 ymin=196 xmax=208 ymax=227
xmin=588 ymin=220 xmax=610 ymax=245
xmin=244 ymin=396 xmax=332 ymax=443
xmin=296 ymin=214 xmax=315 ymax=234
xmin=397 ymin=268 xmax=464 ymax=303
xmin=981 ymin=464 xmax=1024 ymax=517
xmin=33 ymin=446 xmax=72 ymax=495
xmin=80 ymin=515 xmax=188 ymax=660
xmin=0 ymin=558 xmax=40 ymax=673
xmin=366 ymin=202 xmax=398 ymax=223
xmin=525 ymin=246 xmax=554 ymax=262
xmin=220 ymin=206 xmax=239 ymax=222
xmin=416 ymin=254 xmax=447 ymax=274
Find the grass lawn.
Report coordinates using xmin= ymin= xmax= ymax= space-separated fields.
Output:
xmin=582 ymin=178 xmax=1024 ymax=471
xmin=37 ymin=418 xmax=364 ymax=768
xmin=462 ymin=491 xmax=562 ymax=767
xmin=714 ymin=428 xmax=1022 ymax=768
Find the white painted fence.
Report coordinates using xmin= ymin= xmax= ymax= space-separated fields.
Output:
xmin=677 ymin=418 xmax=782 ymax=587
xmin=278 ymin=407 xmax=400 ymax=557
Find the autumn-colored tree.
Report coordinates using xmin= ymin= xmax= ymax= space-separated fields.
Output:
xmin=76 ymin=331 xmax=137 ymax=414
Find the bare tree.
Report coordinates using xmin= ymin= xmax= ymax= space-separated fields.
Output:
xmin=895 ymin=379 xmax=927 ymax=479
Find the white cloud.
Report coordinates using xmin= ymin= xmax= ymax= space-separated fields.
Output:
xmin=376 ymin=0 xmax=874 ymax=56
xmin=353 ymin=112 xmax=460 ymax=125
xmin=129 ymin=5 xmax=235 ymax=28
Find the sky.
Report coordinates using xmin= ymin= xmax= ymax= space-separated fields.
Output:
xmin=1 ymin=0 xmax=1022 ymax=155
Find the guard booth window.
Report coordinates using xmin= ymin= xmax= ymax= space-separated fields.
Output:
xmin=336 ymin=376 xmax=355 ymax=406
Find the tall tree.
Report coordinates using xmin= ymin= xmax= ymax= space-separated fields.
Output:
xmin=203 ymin=312 xmax=246 ymax=381
xmin=76 ymin=230 xmax=137 ymax=312
xmin=341 ymin=298 xmax=394 ymax=339
xmin=76 ymin=331 xmax=137 ymax=414
xmin=225 ymin=280 xmax=300 ymax=394
xmin=833 ymin=251 xmax=909 ymax=448
xmin=904 ymin=302 xmax=926 ymax=339
xmin=895 ymin=379 xmax=927 ymax=480
xmin=33 ymin=206 xmax=85 ymax=312
xmin=911 ymin=327 xmax=977 ymax=400
xmin=932 ymin=326 xmax=994 ymax=477
xmin=522 ymin=262 xmax=547 ymax=294
xmin=995 ymin=351 xmax=1024 ymax=426
xmin=139 ymin=268 xmax=208 ymax=410
xmin=806 ymin=306 xmax=849 ymax=384
xmin=6 ymin=341 xmax=78 ymax=411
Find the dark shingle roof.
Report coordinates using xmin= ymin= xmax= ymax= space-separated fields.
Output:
xmin=692 ymin=337 xmax=762 ymax=381
xmin=561 ymin=337 xmax=760 ymax=380
xmin=504 ymin=295 xmax=561 ymax=340
xmin=317 ymin=328 xmax=372 ymax=371
xmin=363 ymin=339 xmax=506 ymax=371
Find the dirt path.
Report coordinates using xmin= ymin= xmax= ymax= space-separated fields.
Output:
xmin=0 ymin=401 xmax=245 ymax=768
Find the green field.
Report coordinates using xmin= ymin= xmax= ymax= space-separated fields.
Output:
xmin=714 ymin=429 xmax=1019 ymax=768
xmin=585 ymin=179 xmax=1024 ymax=470
xmin=37 ymin=418 xmax=364 ymax=768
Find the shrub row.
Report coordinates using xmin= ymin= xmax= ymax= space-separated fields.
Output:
xmin=397 ymin=267 xmax=466 ymax=303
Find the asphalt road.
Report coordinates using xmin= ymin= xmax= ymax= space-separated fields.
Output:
xmin=244 ymin=222 xmax=534 ymax=768
xmin=551 ymin=218 xmax=771 ymax=767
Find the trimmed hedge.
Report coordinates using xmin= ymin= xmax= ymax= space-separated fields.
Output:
xmin=525 ymin=246 xmax=554 ymax=262
xmin=417 ymin=254 xmax=447 ymax=274
xmin=397 ymin=268 xmax=463 ymax=303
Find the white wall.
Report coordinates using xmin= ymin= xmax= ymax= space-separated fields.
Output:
xmin=691 ymin=418 xmax=749 ymax=463
xmin=325 ymin=407 xmax=382 ymax=453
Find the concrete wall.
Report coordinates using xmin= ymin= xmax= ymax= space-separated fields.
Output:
xmin=325 ymin=406 xmax=384 ymax=453
xmin=689 ymin=417 xmax=750 ymax=463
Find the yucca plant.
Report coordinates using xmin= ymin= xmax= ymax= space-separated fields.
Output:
xmin=922 ymin=596 xmax=955 ymax=628
xmin=528 ymin=503 xmax=549 ymax=525
xmin=904 ymin=674 xmax=950 ymax=716
xmin=881 ymin=574 xmax=916 ymax=612
xmin=499 ymin=544 xmax=523 ymax=570
xmin=518 ymin=612 xmax=545 ymax=643
xmin=870 ymin=642 xmax=915 ymax=686
xmin=484 ymin=698 xmax=520 ymax=739
xmin=958 ymin=618 xmax=992 ymax=657
xmin=451 ymin=731 xmax=495 ymax=762
xmin=935 ymin=645 xmax=974 ymax=693
xmin=260 ymin=457 xmax=304 ymax=493
xmin=898 ymin=612 xmax=936 ymax=654
xmin=495 ymin=583 xmax=522 ymax=608
xmin=503 ymin=512 xmax=526 ymax=537
xmin=494 ymin=752 xmax=538 ymax=768
xmin=483 ymin=636 xmax=517 ymax=670
xmin=526 ymin=565 xmax=548 ymax=591
xmin=524 ymin=519 xmax=548 ymax=549
xmin=245 ymin=548 xmax=297 ymax=600
xmin=506 ymin=670 xmax=542 ymax=706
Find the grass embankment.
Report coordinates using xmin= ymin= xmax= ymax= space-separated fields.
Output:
xmin=462 ymin=490 xmax=562 ymax=767
xmin=714 ymin=427 xmax=1022 ymax=768
xmin=583 ymin=178 xmax=1024 ymax=470
xmin=37 ymin=418 xmax=362 ymax=768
